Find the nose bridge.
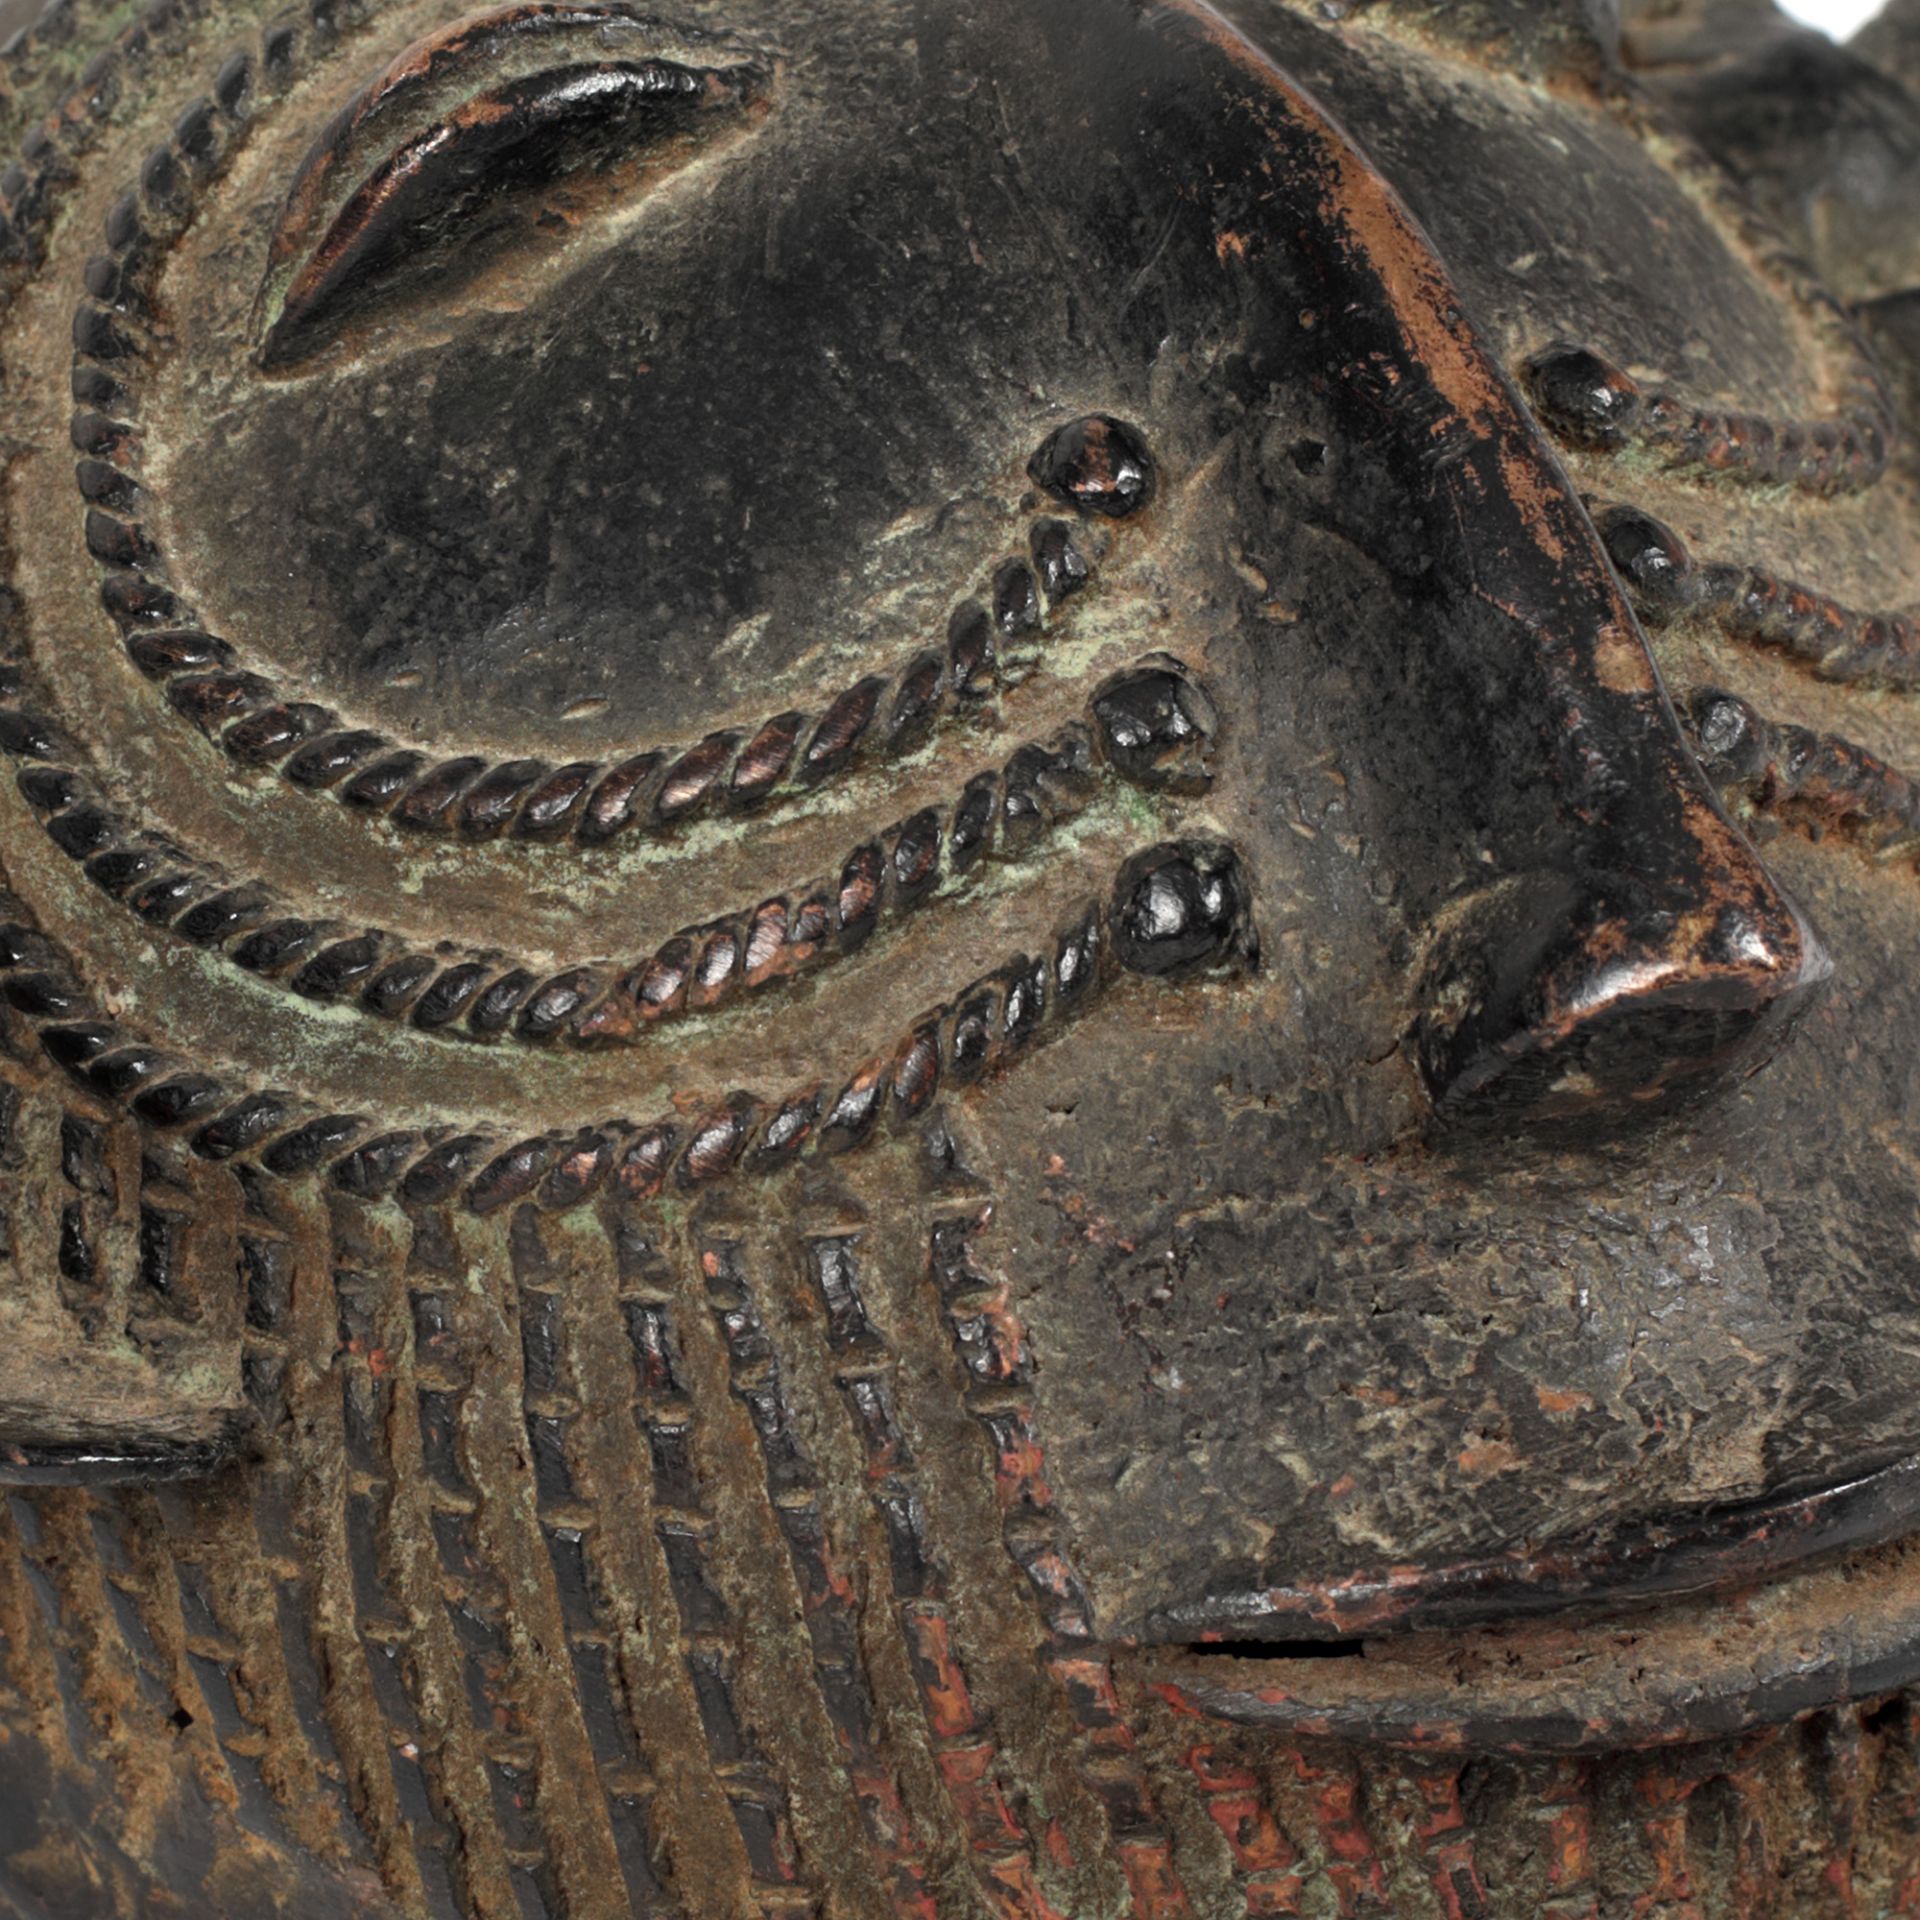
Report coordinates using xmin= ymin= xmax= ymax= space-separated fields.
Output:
xmin=1148 ymin=0 xmax=1830 ymax=1122
xmin=1382 ymin=420 xmax=1833 ymax=1118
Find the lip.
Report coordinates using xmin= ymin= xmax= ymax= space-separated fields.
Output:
xmin=1143 ymin=1451 xmax=1920 ymax=1646
xmin=1129 ymin=1459 xmax=1920 ymax=1753
xmin=1136 ymin=1530 xmax=1920 ymax=1754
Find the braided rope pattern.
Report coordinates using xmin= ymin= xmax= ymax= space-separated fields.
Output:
xmin=62 ymin=31 xmax=1113 ymax=845
xmin=0 ymin=873 xmax=1133 ymax=1213
xmin=1526 ymin=339 xmax=1894 ymax=496
xmin=5 ymin=697 xmax=1120 ymax=1046
xmin=1684 ymin=684 xmax=1920 ymax=861
xmin=1597 ymin=503 xmax=1920 ymax=691
xmin=1529 ymin=94 xmax=1898 ymax=496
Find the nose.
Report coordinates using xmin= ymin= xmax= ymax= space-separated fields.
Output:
xmin=1390 ymin=477 xmax=1834 ymax=1123
xmin=1416 ymin=858 xmax=1830 ymax=1125
xmin=1130 ymin=0 xmax=1831 ymax=1127
xmin=1391 ymin=452 xmax=1835 ymax=1126
xmin=1375 ymin=377 xmax=1834 ymax=1126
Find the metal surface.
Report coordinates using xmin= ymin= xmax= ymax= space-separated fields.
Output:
xmin=0 ymin=0 xmax=1918 ymax=1911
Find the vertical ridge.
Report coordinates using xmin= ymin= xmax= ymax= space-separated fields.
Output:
xmin=1264 ymin=1751 xmax=1392 ymax=1917
xmin=1807 ymin=1711 xmax=1868 ymax=1916
xmin=1176 ymin=1744 xmax=1303 ymax=1915
xmin=1536 ymin=1760 xmax=1599 ymax=1920
xmin=795 ymin=1226 xmax=1069 ymax=1920
xmin=1627 ymin=1763 xmax=1707 ymax=1920
xmin=697 ymin=1231 xmax=932 ymax=1919
xmin=139 ymin=1483 xmax=298 ymax=1842
xmin=97 ymin=1108 xmax=145 ymax=1341
xmin=1374 ymin=1764 xmax=1491 ymax=1920
xmin=235 ymin=1197 xmax=371 ymax=1873
xmin=441 ymin=1206 xmax=629 ymax=1920
xmin=5 ymin=1083 xmax=65 ymax=1326
xmin=1714 ymin=1740 xmax=1781 ymax=1920
xmin=927 ymin=1202 xmax=1195 ymax=1917
xmin=498 ymin=1203 xmax=684 ymax=1916
xmin=278 ymin=1179 xmax=432 ymax=1916
xmin=858 ymin=1178 xmax=1110 ymax=1915
xmin=134 ymin=1473 xmax=356 ymax=1867
xmin=1859 ymin=1701 xmax=1920 ymax=1916
xmin=335 ymin=1191 xmax=522 ymax=1920
xmin=6 ymin=1492 xmax=94 ymax=1768
xmin=540 ymin=1205 xmax=721 ymax=1915
xmin=602 ymin=1202 xmax=816 ymax=1918
xmin=26 ymin=1489 xmax=179 ymax=1856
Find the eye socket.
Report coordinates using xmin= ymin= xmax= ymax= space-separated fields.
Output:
xmin=258 ymin=3 xmax=772 ymax=367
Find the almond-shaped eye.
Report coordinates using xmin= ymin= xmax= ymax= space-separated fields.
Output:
xmin=258 ymin=3 xmax=771 ymax=367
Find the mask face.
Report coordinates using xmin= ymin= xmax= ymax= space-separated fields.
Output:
xmin=2 ymin=0 xmax=1920 ymax=1912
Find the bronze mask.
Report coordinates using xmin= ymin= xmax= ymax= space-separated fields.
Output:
xmin=1 ymin=0 xmax=1919 ymax=1912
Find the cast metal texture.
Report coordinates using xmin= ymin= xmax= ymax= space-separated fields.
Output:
xmin=0 ymin=0 xmax=1919 ymax=1912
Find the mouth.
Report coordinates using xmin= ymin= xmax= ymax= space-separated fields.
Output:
xmin=1131 ymin=1457 xmax=1920 ymax=1753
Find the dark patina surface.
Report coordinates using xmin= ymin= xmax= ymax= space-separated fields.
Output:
xmin=1 ymin=0 xmax=1919 ymax=1912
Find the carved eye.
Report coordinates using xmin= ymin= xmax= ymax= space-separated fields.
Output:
xmin=257 ymin=3 xmax=772 ymax=367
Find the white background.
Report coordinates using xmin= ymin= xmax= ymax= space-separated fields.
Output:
xmin=1778 ymin=0 xmax=1889 ymax=34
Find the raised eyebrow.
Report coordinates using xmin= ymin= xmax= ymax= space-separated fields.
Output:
xmin=258 ymin=2 xmax=771 ymax=363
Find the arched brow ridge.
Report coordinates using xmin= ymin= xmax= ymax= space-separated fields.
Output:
xmin=257 ymin=2 xmax=772 ymax=365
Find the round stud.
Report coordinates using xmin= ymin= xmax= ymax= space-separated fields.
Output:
xmin=1595 ymin=505 xmax=1695 ymax=618
xmin=1029 ymin=414 xmax=1156 ymax=518
xmin=1092 ymin=661 xmax=1217 ymax=791
xmin=1110 ymin=841 xmax=1252 ymax=976
xmin=1525 ymin=344 xmax=1643 ymax=449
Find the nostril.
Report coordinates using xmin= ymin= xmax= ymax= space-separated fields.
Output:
xmin=1415 ymin=867 xmax=1831 ymax=1127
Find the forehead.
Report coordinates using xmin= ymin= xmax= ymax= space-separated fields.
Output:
xmin=135 ymin=0 xmax=1800 ymax=752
